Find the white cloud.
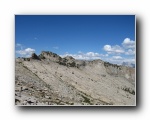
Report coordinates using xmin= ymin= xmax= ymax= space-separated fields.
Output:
xmin=60 ymin=52 xmax=108 ymax=60
xmin=16 ymin=48 xmax=35 ymax=57
xmin=112 ymin=56 xmax=123 ymax=60
xmin=104 ymin=45 xmax=111 ymax=51
xmin=86 ymin=52 xmax=99 ymax=57
xmin=125 ymin=49 xmax=135 ymax=55
xmin=122 ymin=38 xmax=135 ymax=49
xmin=103 ymin=56 xmax=135 ymax=65
xmin=103 ymin=38 xmax=135 ymax=56
xmin=103 ymin=45 xmax=124 ymax=54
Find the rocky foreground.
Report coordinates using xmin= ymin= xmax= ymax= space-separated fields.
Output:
xmin=15 ymin=51 xmax=135 ymax=106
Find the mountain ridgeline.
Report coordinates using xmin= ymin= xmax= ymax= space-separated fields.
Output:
xmin=15 ymin=51 xmax=135 ymax=105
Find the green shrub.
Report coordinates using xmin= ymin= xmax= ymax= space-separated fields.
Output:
xmin=81 ymin=95 xmax=91 ymax=104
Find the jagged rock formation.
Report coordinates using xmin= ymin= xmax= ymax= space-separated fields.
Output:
xmin=31 ymin=53 xmax=41 ymax=60
xmin=15 ymin=51 xmax=135 ymax=105
xmin=39 ymin=51 xmax=61 ymax=62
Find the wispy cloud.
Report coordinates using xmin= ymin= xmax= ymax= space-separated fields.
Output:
xmin=53 ymin=46 xmax=59 ymax=49
xmin=16 ymin=43 xmax=22 ymax=47
xmin=34 ymin=37 xmax=38 ymax=40
xmin=112 ymin=56 xmax=123 ymax=60
xmin=16 ymin=43 xmax=24 ymax=50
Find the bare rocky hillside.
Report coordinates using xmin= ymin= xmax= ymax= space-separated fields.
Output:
xmin=15 ymin=51 xmax=135 ymax=106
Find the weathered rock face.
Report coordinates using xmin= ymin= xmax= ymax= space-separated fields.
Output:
xmin=39 ymin=51 xmax=61 ymax=62
xmin=15 ymin=51 xmax=135 ymax=106
xmin=31 ymin=53 xmax=41 ymax=60
xmin=104 ymin=62 xmax=135 ymax=83
xmin=62 ymin=56 xmax=76 ymax=67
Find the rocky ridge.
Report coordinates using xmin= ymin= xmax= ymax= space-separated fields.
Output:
xmin=15 ymin=51 xmax=135 ymax=105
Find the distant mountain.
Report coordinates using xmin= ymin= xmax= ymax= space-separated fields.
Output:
xmin=122 ymin=62 xmax=135 ymax=68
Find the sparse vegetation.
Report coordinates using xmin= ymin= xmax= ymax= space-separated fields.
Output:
xmin=70 ymin=103 xmax=74 ymax=105
xmin=122 ymin=86 xmax=135 ymax=95
xmin=39 ymin=54 xmax=45 ymax=59
xmin=23 ymin=65 xmax=30 ymax=70
xmin=81 ymin=95 xmax=91 ymax=105
xmin=101 ymin=74 xmax=106 ymax=77
xmin=104 ymin=62 xmax=120 ymax=69
xmin=67 ymin=61 xmax=76 ymax=67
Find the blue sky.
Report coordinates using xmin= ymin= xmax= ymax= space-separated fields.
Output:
xmin=15 ymin=15 xmax=135 ymax=65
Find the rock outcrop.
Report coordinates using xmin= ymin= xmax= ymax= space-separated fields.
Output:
xmin=39 ymin=51 xmax=61 ymax=62
xmin=31 ymin=53 xmax=41 ymax=60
